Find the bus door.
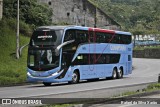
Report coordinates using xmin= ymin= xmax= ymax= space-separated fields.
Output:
xmin=126 ymin=55 xmax=132 ymax=74
xmin=128 ymin=55 xmax=132 ymax=74
xmin=72 ymin=53 xmax=96 ymax=79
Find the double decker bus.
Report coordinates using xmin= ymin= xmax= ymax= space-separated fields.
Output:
xmin=27 ymin=26 xmax=132 ymax=86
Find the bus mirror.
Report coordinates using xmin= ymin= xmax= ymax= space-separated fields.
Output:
xmin=19 ymin=43 xmax=29 ymax=57
xmin=55 ymin=40 xmax=75 ymax=56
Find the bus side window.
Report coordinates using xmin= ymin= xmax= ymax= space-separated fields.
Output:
xmin=88 ymin=31 xmax=95 ymax=43
xmin=73 ymin=54 xmax=84 ymax=65
xmin=95 ymin=32 xmax=100 ymax=43
xmin=120 ymin=35 xmax=125 ymax=44
xmin=106 ymin=55 xmax=110 ymax=64
xmin=64 ymin=30 xmax=75 ymax=42
xmin=119 ymin=35 xmax=131 ymax=44
xmin=76 ymin=30 xmax=88 ymax=44
xmin=63 ymin=30 xmax=77 ymax=51
xmin=105 ymin=33 xmax=112 ymax=43
xmin=126 ymin=35 xmax=131 ymax=44
xmin=112 ymin=34 xmax=118 ymax=44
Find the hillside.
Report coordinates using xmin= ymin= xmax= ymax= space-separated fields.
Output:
xmin=89 ymin=0 xmax=160 ymax=34
xmin=0 ymin=19 xmax=29 ymax=85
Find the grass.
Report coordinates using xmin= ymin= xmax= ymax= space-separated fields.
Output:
xmin=134 ymin=45 xmax=160 ymax=50
xmin=114 ymin=83 xmax=160 ymax=98
xmin=146 ymin=83 xmax=160 ymax=91
xmin=41 ymin=104 xmax=75 ymax=107
xmin=40 ymin=83 xmax=160 ymax=107
xmin=0 ymin=18 xmax=30 ymax=85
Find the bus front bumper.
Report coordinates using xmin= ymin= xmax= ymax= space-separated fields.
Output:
xmin=27 ymin=71 xmax=71 ymax=83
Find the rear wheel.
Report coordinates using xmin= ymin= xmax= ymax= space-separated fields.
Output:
xmin=69 ymin=71 xmax=79 ymax=84
xmin=117 ymin=68 xmax=123 ymax=79
xmin=112 ymin=68 xmax=117 ymax=79
xmin=43 ymin=82 xmax=51 ymax=86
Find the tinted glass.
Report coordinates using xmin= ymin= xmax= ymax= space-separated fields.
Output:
xmin=76 ymin=30 xmax=88 ymax=43
xmin=64 ymin=29 xmax=131 ymax=46
xmin=64 ymin=30 xmax=75 ymax=42
xmin=30 ymin=30 xmax=63 ymax=46
xmin=95 ymin=32 xmax=131 ymax=44
xmin=73 ymin=54 xmax=120 ymax=65
xmin=28 ymin=48 xmax=59 ymax=71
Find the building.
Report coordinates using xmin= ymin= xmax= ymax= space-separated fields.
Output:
xmin=0 ymin=0 xmax=3 ymax=20
xmin=38 ymin=0 xmax=121 ymax=30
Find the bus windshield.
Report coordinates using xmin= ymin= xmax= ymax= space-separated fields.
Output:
xmin=30 ymin=30 xmax=63 ymax=46
xmin=28 ymin=48 xmax=59 ymax=71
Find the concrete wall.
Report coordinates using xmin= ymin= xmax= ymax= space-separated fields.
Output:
xmin=133 ymin=49 xmax=160 ymax=59
xmin=0 ymin=0 xmax=2 ymax=20
xmin=38 ymin=0 xmax=121 ymax=30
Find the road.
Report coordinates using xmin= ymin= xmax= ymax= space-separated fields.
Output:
xmin=0 ymin=58 xmax=159 ymax=99
xmin=87 ymin=91 xmax=160 ymax=107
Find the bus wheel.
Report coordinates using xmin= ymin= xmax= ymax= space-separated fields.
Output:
xmin=43 ymin=82 xmax=51 ymax=86
xmin=112 ymin=68 xmax=117 ymax=79
xmin=117 ymin=68 xmax=123 ymax=79
xmin=70 ymin=71 xmax=79 ymax=84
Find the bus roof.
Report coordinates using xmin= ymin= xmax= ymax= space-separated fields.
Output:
xmin=36 ymin=26 xmax=131 ymax=35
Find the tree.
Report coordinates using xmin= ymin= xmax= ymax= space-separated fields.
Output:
xmin=3 ymin=0 xmax=52 ymax=27
xmin=3 ymin=0 xmax=52 ymax=59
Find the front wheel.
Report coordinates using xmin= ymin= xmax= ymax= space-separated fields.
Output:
xmin=69 ymin=71 xmax=79 ymax=84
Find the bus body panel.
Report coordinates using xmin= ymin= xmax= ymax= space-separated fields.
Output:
xmin=27 ymin=26 xmax=132 ymax=83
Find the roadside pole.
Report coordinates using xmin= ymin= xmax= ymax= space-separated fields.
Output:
xmin=16 ymin=0 xmax=20 ymax=59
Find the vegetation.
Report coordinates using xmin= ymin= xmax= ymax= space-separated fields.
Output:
xmin=41 ymin=83 xmax=160 ymax=106
xmin=115 ymin=83 xmax=160 ymax=97
xmin=89 ymin=0 xmax=160 ymax=36
xmin=0 ymin=0 xmax=160 ymax=85
xmin=3 ymin=0 xmax=52 ymax=28
xmin=134 ymin=45 xmax=160 ymax=50
xmin=0 ymin=0 xmax=52 ymax=85
xmin=42 ymin=104 xmax=74 ymax=107
xmin=0 ymin=18 xmax=29 ymax=85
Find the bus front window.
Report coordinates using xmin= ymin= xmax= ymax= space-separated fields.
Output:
xmin=30 ymin=30 xmax=63 ymax=47
xmin=28 ymin=49 xmax=59 ymax=71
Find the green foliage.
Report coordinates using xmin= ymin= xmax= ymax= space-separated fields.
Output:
xmin=134 ymin=46 xmax=160 ymax=51
xmin=147 ymin=83 xmax=160 ymax=90
xmin=89 ymin=0 xmax=160 ymax=34
xmin=2 ymin=18 xmax=33 ymax=36
xmin=0 ymin=19 xmax=29 ymax=85
xmin=114 ymin=83 xmax=160 ymax=98
xmin=3 ymin=0 xmax=52 ymax=27
xmin=42 ymin=104 xmax=74 ymax=107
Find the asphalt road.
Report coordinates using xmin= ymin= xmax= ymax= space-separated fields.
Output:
xmin=87 ymin=91 xmax=160 ymax=107
xmin=0 ymin=58 xmax=159 ymax=98
xmin=89 ymin=104 xmax=160 ymax=107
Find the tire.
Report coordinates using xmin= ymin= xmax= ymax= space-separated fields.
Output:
xmin=69 ymin=71 xmax=79 ymax=84
xmin=112 ymin=68 xmax=117 ymax=79
xmin=117 ymin=68 xmax=123 ymax=79
xmin=43 ymin=82 xmax=51 ymax=86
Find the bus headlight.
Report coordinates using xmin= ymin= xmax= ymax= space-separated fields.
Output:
xmin=51 ymin=69 xmax=64 ymax=76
